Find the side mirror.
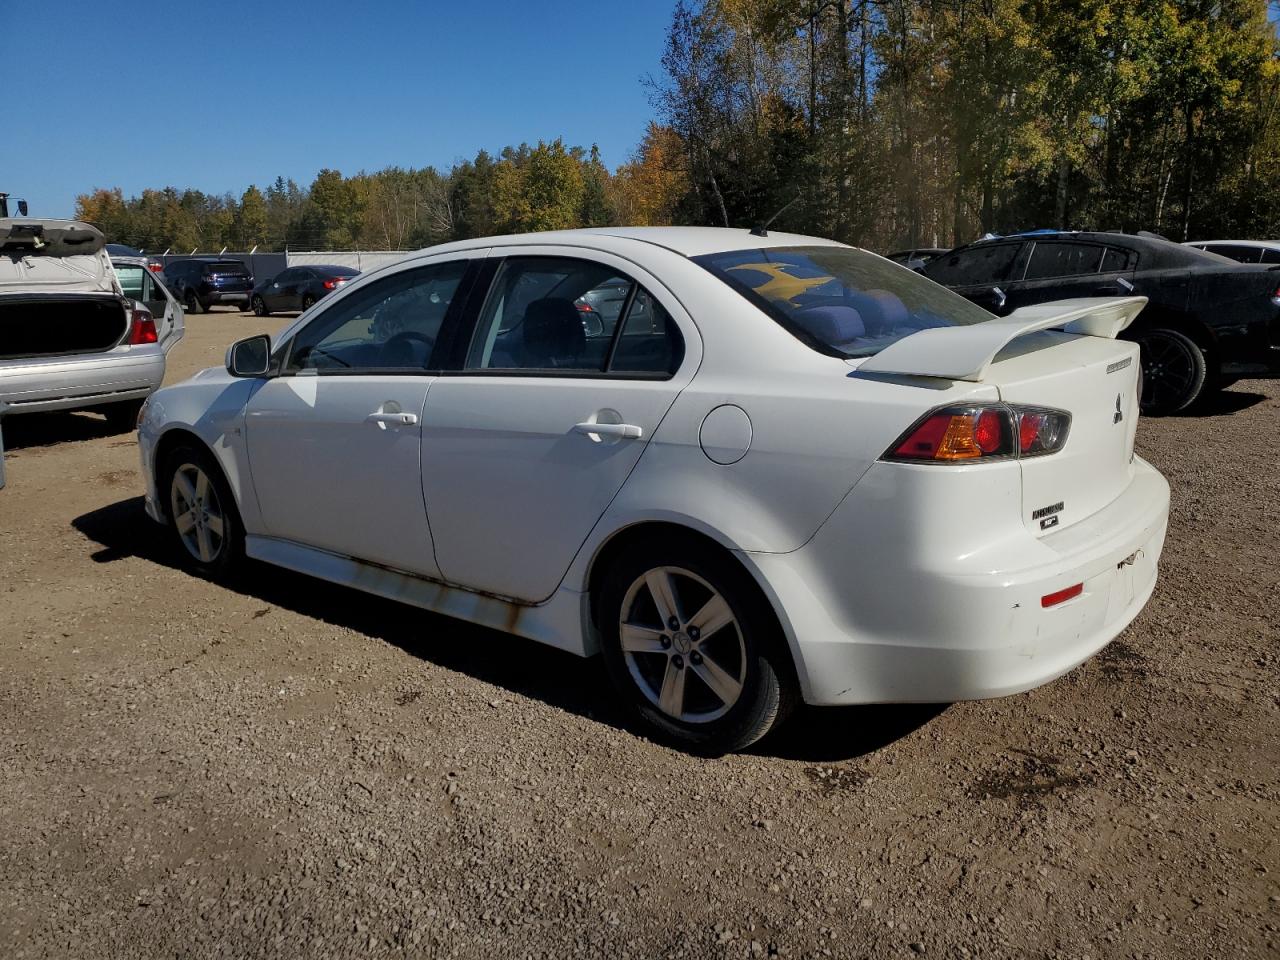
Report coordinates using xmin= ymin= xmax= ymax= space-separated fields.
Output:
xmin=17 ymin=200 xmax=28 ymax=216
xmin=990 ymin=286 xmax=1008 ymax=312
xmin=226 ymin=334 xmax=272 ymax=377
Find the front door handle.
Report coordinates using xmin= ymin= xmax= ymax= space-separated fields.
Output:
xmin=367 ymin=411 xmax=418 ymax=427
xmin=573 ymin=421 xmax=643 ymax=440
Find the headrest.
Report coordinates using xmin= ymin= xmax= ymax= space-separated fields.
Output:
xmin=862 ymin=289 xmax=909 ymax=328
xmin=524 ymin=298 xmax=585 ymax=365
xmin=792 ymin=304 xmax=865 ymax=344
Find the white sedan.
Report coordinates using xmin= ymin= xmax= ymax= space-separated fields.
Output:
xmin=137 ymin=227 xmax=1169 ymax=753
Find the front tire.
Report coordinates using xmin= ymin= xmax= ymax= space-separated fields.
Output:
xmin=252 ymin=295 xmax=270 ymax=317
xmin=161 ymin=443 xmax=244 ymax=580
xmin=1135 ymin=327 xmax=1207 ymax=415
xmin=301 ymin=294 xmax=316 ymax=312
xmin=598 ymin=538 xmax=796 ymax=754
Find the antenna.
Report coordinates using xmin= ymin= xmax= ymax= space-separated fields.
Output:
xmin=750 ymin=195 xmax=801 ymax=238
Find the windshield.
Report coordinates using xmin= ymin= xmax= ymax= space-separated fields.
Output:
xmin=693 ymin=245 xmax=994 ymax=358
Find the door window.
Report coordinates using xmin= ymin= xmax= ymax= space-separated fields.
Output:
xmin=1205 ymin=244 xmax=1261 ymax=263
xmin=925 ymin=243 xmax=1024 ymax=285
xmin=284 ymin=260 xmax=468 ymax=373
xmin=1024 ymin=242 xmax=1105 ymax=280
xmin=115 ymin=264 xmax=146 ymax=300
xmin=1261 ymin=248 xmax=1280 ymax=264
xmin=465 ymin=257 xmax=683 ymax=376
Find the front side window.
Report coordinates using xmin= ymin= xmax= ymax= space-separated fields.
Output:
xmin=1025 ymin=242 xmax=1105 ymax=280
xmin=695 ymin=245 xmax=994 ymax=359
xmin=924 ymin=243 xmax=1024 ymax=286
xmin=285 ymin=260 xmax=468 ymax=373
xmin=465 ymin=257 xmax=682 ymax=375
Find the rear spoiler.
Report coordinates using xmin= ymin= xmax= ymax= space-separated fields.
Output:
xmin=856 ymin=296 xmax=1147 ymax=382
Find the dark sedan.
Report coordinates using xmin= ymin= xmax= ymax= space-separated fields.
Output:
xmin=922 ymin=231 xmax=1280 ymax=414
xmin=251 ymin=265 xmax=359 ymax=316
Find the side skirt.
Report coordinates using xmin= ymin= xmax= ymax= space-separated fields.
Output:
xmin=244 ymin=535 xmax=591 ymax=656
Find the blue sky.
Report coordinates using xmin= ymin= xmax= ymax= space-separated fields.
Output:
xmin=5 ymin=0 xmax=672 ymax=217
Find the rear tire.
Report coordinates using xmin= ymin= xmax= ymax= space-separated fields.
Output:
xmin=101 ymin=398 xmax=144 ymax=432
xmin=1135 ymin=327 xmax=1207 ymax=416
xmin=598 ymin=537 xmax=797 ymax=754
xmin=160 ymin=442 xmax=244 ymax=580
xmin=252 ymin=295 xmax=270 ymax=317
xmin=184 ymin=290 xmax=203 ymax=315
xmin=301 ymin=294 xmax=316 ymax=312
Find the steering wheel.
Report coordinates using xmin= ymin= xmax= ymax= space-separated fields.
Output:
xmin=381 ymin=330 xmax=434 ymax=366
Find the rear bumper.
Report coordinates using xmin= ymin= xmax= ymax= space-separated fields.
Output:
xmin=0 ymin=349 xmax=165 ymax=414
xmin=744 ymin=456 xmax=1170 ymax=705
xmin=204 ymin=290 xmax=249 ymax=306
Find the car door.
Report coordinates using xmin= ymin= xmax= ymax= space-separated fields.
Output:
xmin=266 ymin=268 xmax=299 ymax=311
xmin=141 ymin=266 xmax=184 ymax=349
xmin=243 ymin=255 xmax=476 ymax=578
xmin=419 ymin=249 xmax=697 ymax=603
xmin=922 ymin=241 xmax=1029 ymax=315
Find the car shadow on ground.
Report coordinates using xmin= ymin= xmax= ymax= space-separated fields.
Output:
xmin=72 ymin=496 xmax=943 ymax=763
xmin=1 ymin=410 xmax=132 ymax=451
xmin=1185 ymin=388 xmax=1268 ymax=417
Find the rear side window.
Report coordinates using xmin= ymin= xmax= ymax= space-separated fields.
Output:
xmin=1261 ymin=248 xmax=1280 ymax=264
xmin=1025 ymin=242 xmax=1105 ymax=280
xmin=465 ymin=257 xmax=682 ymax=376
xmin=1102 ymin=247 xmax=1136 ymax=272
xmin=1205 ymin=244 xmax=1261 ymax=263
xmin=924 ymin=243 xmax=1024 ymax=285
xmin=695 ymin=245 xmax=993 ymax=359
xmin=115 ymin=264 xmax=146 ymax=300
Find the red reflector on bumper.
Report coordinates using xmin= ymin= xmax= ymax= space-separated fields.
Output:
xmin=1041 ymin=583 xmax=1083 ymax=608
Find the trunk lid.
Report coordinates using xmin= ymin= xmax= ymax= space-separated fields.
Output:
xmin=1 ymin=220 xmax=131 ymax=359
xmin=856 ymin=296 xmax=1147 ymax=537
xmin=987 ymin=331 xmax=1141 ymax=537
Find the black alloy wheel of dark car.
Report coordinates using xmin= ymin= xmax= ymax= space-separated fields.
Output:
xmin=252 ymin=295 xmax=269 ymax=317
xmin=598 ymin=536 xmax=797 ymax=755
xmin=301 ymin=294 xmax=317 ymax=311
xmin=1135 ymin=328 xmax=1208 ymax=416
xmin=184 ymin=290 xmax=203 ymax=314
xmin=161 ymin=443 xmax=245 ymax=580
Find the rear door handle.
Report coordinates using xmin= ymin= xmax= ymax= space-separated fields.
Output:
xmin=367 ymin=412 xmax=418 ymax=426
xmin=573 ymin=421 xmax=643 ymax=440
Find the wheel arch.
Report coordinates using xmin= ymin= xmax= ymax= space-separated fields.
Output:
xmin=151 ymin=427 xmax=241 ymax=522
xmin=1126 ymin=309 xmax=1220 ymax=369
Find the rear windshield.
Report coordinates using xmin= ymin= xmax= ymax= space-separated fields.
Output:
xmin=693 ymin=246 xmax=994 ymax=358
xmin=204 ymin=262 xmax=248 ymax=275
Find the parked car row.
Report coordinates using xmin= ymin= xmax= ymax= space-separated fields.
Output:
xmin=251 ymin=265 xmax=359 ymax=316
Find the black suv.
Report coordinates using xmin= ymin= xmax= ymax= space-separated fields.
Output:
xmin=162 ymin=258 xmax=254 ymax=313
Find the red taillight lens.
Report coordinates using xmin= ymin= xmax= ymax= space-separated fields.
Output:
xmin=889 ymin=405 xmax=1015 ymax=462
xmin=148 ymin=262 xmax=164 ymax=273
xmin=576 ymin=302 xmax=594 ymax=313
xmin=885 ymin=404 xmax=1068 ymax=464
xmin=323 ymin=279 xmax=338 ymax=289
xmin=1041 ymin=583 xmax=1083 ymax=608
xmin=128 ymin=306 xmax=158 ymax=345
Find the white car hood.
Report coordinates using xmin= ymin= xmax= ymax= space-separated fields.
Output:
xmin=0 ymin=219 xmax=122 ymax=296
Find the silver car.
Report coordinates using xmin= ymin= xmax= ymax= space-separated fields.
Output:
xmin=0 ymin=218 xmax=183 ymax=428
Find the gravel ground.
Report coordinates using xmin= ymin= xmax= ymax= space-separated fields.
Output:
xmin=1 ymin=307 xmax=1277 ymax=959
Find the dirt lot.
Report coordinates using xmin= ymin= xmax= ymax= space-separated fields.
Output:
xmin=1 ymin=308 xmax=1277 ymax=959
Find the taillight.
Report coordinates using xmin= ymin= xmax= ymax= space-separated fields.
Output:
xmin=148 ymin=262 xmax=164 ymax=273
xmin=884 ymin=404 xmax=1070 ymax=464
xmin=322 ymin=278 xmax=341 ymax=289
xmin=128 ymin=306 xmax=158 ymax=345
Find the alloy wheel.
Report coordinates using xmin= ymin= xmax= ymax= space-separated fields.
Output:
xmin=619 ymin=566 xmax=747 ymax=723
xmin=1138 ymin=330 xmax=1202 ymax=413
xmin=169 ymin=462 xmax=225 ymax=564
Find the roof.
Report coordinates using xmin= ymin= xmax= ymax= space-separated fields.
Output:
xmin=415 ymin=226 xmax=849 ymax=260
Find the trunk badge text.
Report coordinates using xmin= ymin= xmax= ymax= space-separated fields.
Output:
xmin=1033 ymin=501 xmax=1065 ymax=530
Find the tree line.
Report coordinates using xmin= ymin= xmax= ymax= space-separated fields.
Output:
xmin=77 ymin=0 xmax=1280 ymax=253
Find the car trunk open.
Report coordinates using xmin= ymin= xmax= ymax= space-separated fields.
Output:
xmin=0 ymin=218 xmax=131 ymax=360
xmin=0 ymin=293 xmax=130 ymax=360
